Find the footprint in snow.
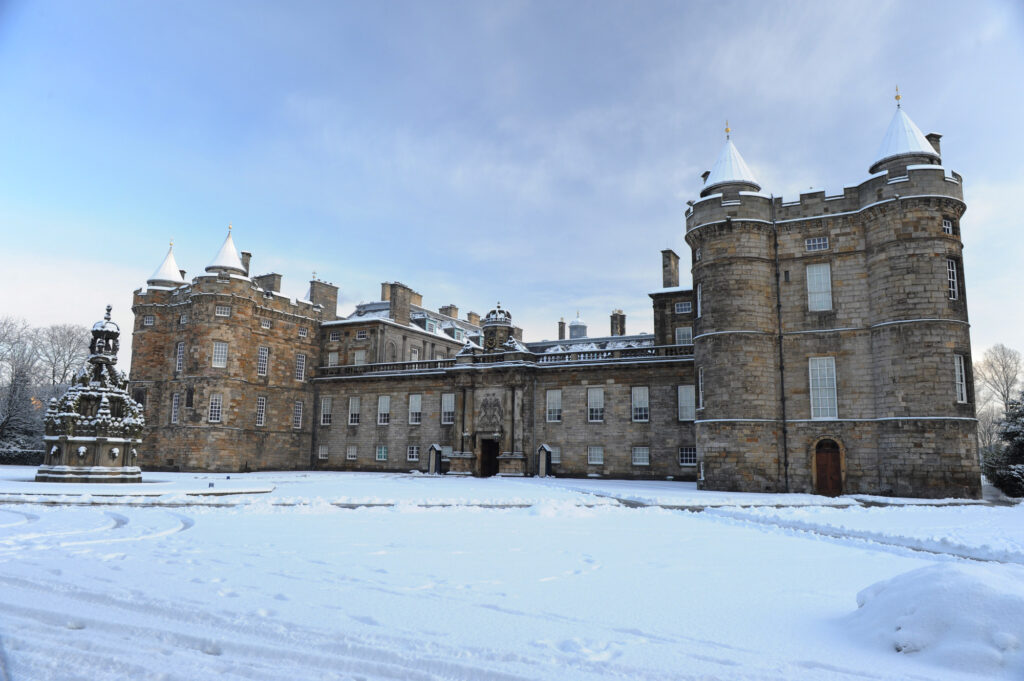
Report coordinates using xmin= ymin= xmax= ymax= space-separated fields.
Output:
xmin=349 ymin=615 xmax=381 ymax=626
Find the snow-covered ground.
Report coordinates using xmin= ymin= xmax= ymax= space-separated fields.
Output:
xmin=0 ymin=467 xmax=1021 ymax=681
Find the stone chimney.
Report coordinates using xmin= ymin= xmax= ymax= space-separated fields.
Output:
xmin=512 ymin=326 xmax=523 ymax=341
xmin=701 ymin=170 xmax=711 ymax=184
xmin=610 ymin=310 xmax=626 ymax=336
xmin=254 ymin=273 xmax=282 ymax=293
xmin=179 ymin=269 xmax=187 ymax=280
xmin=439 ymin=304 xmax=459 ymax=319
xmin=662 ymin=249 xmax=680 ymax=288
xmin=466 ymin=311 xmax=481 ymax=327
xmin=240 ymin=252 xmax=252 ymax=276
xmin=926 ymin=132 xmax=942 ymax=156
xmin=558 ymin=318 xmax=566 ymax=340
xmin=309 ymin=279 xmax=339 ymax=321
xmin=385 ymin=282 xmax=413 ymax=326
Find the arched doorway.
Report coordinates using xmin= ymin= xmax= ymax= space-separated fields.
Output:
xmin=814 ymin=439 xmax=842 ymax=497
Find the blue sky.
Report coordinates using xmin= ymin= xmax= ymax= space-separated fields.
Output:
xmin=2 ymin=0 xmax=1022 ymax=362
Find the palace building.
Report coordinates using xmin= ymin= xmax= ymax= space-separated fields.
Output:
xmin=129 ymin=102 xmax=981 ymax=498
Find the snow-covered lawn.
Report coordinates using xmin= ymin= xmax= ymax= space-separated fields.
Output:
xmin=0 ymin=467 xmax=1021 ymax=680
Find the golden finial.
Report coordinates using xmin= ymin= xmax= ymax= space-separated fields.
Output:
xmin=895 ymin=85 xmax=901 ymax=108
xmin=228 ymin=223 xmax=233 ymax=232
xmin=169 ymin=239 xmax=173 ymax=248
xmin=312 ymin=270 xmax=317 ymax=280
xmin=725 ymin=120 xmax=731 ymax=140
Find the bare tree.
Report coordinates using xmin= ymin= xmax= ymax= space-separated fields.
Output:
xmin=0 ymin=322 xmax=41 ymax=442
xmin=976 ymin=403 xmax=1002 ymax=456
xmin=975 ymin=344 xmax=1022 ymax=416
xmin=36 ymin=323 xmax=89 ymax=386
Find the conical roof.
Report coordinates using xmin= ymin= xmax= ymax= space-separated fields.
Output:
xmin=703 ymin=137 xmax=760 ymax=195
xmin=870 ymin=107 xmax=939 ymax=172
xmin=206 ymin=227 xmax=246 ymax=275
xmin=147 ymin=243 xmax=186 ymax=287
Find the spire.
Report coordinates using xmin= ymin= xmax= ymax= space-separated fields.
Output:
xmin=869 ymin=93 xmax=940 ymax=173
xmin=701 ymin=124 xmax=760 ymax=197
xmin=147 ymin=240 xmax=187 ymax=287
xmin=205 ymin=225 xmax=246 ymax=275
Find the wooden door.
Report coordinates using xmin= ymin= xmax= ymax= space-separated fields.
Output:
xmin=814 ymin=440 xmax=842 ymax=497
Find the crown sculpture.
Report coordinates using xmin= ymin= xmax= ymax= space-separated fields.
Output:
xmin=36 ymin=306 xmax=145 ymax=483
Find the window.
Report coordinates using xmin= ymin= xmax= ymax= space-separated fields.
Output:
xmin=942 ymin=218 xmax=953 ymax=235
xmin=410 ymin=347 xmax=420 ymax=362
xmin=318 ymin=444 xmax=328 ymax=460
xmin=675 ymin=302 xmax=692 ymax=314
xmin=696 ymin=283 xmax=702 ymax=318
xmin=678 ymin=385 xmax=695 ymax=420
xmin=442 ymin=445 xmax=453 ymax=459
xmin=954 ymin=354 xmax=968 ymax=403
xmin=454 ymin=328 xmax=465 ymax=342
xmin=376 ymin=445 xmax=388 ymax=461
xmin=698 ymin=368 xmax=704 ymax=409
xmin=256 ymin=396 xmax=266 ymax=426
xmin=212 ymin=341 xmax=228 ymax=368
xmin=675 ymin=327 xmax=693 ymax=345
xmin=346 ymin=445 xmax=357 ymax=461
xmin=170 ymin=393 xmax=180 ymax=424
xmin=292 ymin=401 xmax=303 ymax=429
xmin=143 ymin=315 xmax=155 ymax=326
xmin=348 ymin=396 xmax=360 ymax=425
xmin=321 ymin=397 xmax=332 ymax=426
xmin=133 ymin=388 xmax=147 ymax=409
xmin=257 ymin=346 xmax=269 ymax=377
xmin=208 ymin=394 xmax=223 ymax=423
xmin=377 ymin=395 xmax=390 ymax=425
xmin=805 ymin=236 xmax=829 ymax=251
xmin=354 ymin=350 xmax=367 ymax=365
xmin=215 ymin=305 xmax=231 ymax=317
xmin=695 ymin=248 xmax=702 ymax=262
xmin=947 ymin=259 xmax=959 ymax=300
xmin=407 ymin=445 xmax=420 ymax=462
xmin=679 ymin=447 xmax=697 ymax=466
xmin=408 ymin=394 xmax=422 ymax=424
xmin=426 ymin=320 xmax=438 ymax=333
xmin=809 ymin=357 xmax=838 ymax=419
xmin=356 ymin=330 xmax=368 ymax=340
xmin=632 ymin=446 xmax=650 ymax=466
xmin=546 ymin=390 xmax=562 ymax=423
xmin=631 ymin=386 xmax=649 ymax=422
xmin=185 ymin=387 xmax=193 ymax=408
xmin=327 ymin=351 xmax=339 ymax=367
xmin=330 ymin=330 xmax=341 ymax=341
xmin=441 ymin=393 xmax=455 ymax=424
xmin=295 ymin=354 xmax=306 ymax=381
xmin=587 ymin=446 xmax=604 ymax=465
xmin=587 ymin=387 xmax=604 ymax=422
xmin=806 ymin=263 xmax=832 ymax=311
xmin=179 ymin=314 xmax=188 ymax=325
xmin=550 ymin=446 xmax=561 ymax=464
xmin=298 ymin=327 xmax=308 ymax=338
xmin=260 ymin=318 xmax=271 ymax=330
xmin=175 ymin=342 xmax=185 ymax=372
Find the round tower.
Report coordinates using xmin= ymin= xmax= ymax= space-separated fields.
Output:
xmin=684 ymin=125 xmax=782 ymax=492
xmin=862 ymin=97 xmax=977 ymax=497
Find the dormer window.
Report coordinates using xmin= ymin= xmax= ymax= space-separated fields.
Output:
xmin=454 ymin=328 xmax=465 ymax=342
xmin=426 ymin=320 xmax=438 ymax=333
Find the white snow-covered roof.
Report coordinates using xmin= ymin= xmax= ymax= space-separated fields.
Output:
xmin=147 ymin=244 xmax=186 ymax=286
xmin=569 ymin=317 xmax=586 ymax=326
xmin=703 ymin=138 xmax=760 ymax=194
xmin=206 ymin=229 xmax=246 ymax=274
xmin=871 ymin=107 xmax=939 ymax=171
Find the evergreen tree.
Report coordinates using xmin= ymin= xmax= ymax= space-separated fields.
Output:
xmin=983 ymin=394 xmax=1024 ymax=497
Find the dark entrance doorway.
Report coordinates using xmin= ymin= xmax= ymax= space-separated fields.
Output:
xmin=480 ymin=439 xmax=500 ymax=477
xmin=814 ymin=439 xmax=842 ymax=497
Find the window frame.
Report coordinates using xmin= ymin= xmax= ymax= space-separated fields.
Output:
xmin=317 ymin=444 xmax=328 ymax=460
xmin=292 ymin=401 xmax=303 ymax=429
xmin=375 ymin=445 xmax=388 ymax=461
xmin=377 ymin=395 xmax=391 ymax=425
xmin=441 ymin=393 xmax=456 ymax=424
xmin=356 ymin=329 xmax=368 ymax=340
xmin=407 ymin=445 xmax=420 ymax=462
xmin=320 ymin=396 xmax=332 ymax=426
xmin=346 ymin=445 xmax=357 ymax=461
xmin=674 ymin=301 xmax=692 ymax=314
xmin=175 ymin=342 xmax=185 ymax=373
xmin=260 ymin=318 xmax=272 ymax=330
xmin=696 ymin=283 xmax=702 ymax=318
xmin=256 ymin=396 xmax=266 ymax=427
xmin=550 ymin=446 xmax=561 ymax=464
xmin=348 ymin=396 xmax=360 ymax=425
xmin=587 ymin=387 xmax=604 ymax=423
xmin=212 ymin=341 xmax=228 ymax=368
xmin=947 ymin=258 xmax=959 ymax=300
xmin=631 ymin=386 xmax=649 ymax=422
xmin=806 ymin=262 xmax=833 ymax=312
xmin=329 ymin=330 xmax=341 ymax=341
xmin=631 ymin=446 xmax=650 ymax=466
xmin=408 ymin=393 xmax=422 ymax=425
xmin=674 ymin=327 xmax=693 ymax=345
xmin=546 ymin=389 xmax=562 ymax=423
xmin=298 ymin=327 xmax=308 ymax=339
xmin=805 ymin=236 xmax=829 ymax=252
xmin=678 ymin=385 xmax=695 ymax=421
xmin=679 ymin=447 xmax=697 ymax=466
xmin=295 ymin=354 xmax=306 ymax=381
xmin=143 ymin=315 xmax=155 ymax=326
xmin=214 ymin=305 xmax=231 ymax=317
xmin=697 ymin=368 xmax=704 ymax=410
xmin=208 ymin=394 xmax=223 ymax=423
xmin=587 ymin=446 xmax=604 ymax=465
xmin=954 ymin=354 xmax=968 ymax=404
xmin=170 ymin=393 xmax=180 ymax=424
xmin=257 ymin=346 xmax=269 ymax=377
xmin=808 ymin=356 xmax=838 ymax=420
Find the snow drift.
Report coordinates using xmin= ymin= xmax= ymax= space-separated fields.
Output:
xmin=848 ymin=563 xmax=1024 ymax=678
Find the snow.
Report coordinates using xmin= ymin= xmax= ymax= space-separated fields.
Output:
xmin=0 ymin=466 xmax=1021 ymax=680
xmin=703 ymin=138 xmax=759 ymax=192
xmin=872 ymin=107 xmax=940 ymax=169
xmin=205 ymin=229 xmax=246 ymax=274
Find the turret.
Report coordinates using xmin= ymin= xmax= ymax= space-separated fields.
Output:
xmin=147 ymin=241 xmax=187 ymax=288
xmin=868 ymin=88 xmax=941 ymax=175
xmin=205 ymin=225 xmax=246 ymax=276
xmin=699 ymin=123 xmax=761 ymax=198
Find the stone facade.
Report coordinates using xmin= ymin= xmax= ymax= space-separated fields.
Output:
xmin=128 ymin=106 xmax=982 ymax=498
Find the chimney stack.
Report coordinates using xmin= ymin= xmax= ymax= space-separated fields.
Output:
xmin=383 ymin=282 xmax=413 ymax=326
xmin=439 ymin=304 xmax=459 ymax=319
xmin=254 ymin=273 xmax=282 ymax=293
xmin=466 ymin=311 xmax=481 ymax=327
xmin=926 ymin=132 xmax=942 ymax=156
xmin=610 ymin=310 xmax=626 ymax=336
xmin=558 ymin=318 xmax=566 ymax=340
xmin=309 ymin=279 xmax=340 ymax=321
xmin=662 ymin=249 xmax=680 ymax=288
xmin=240 ymin=252 xmax=252 ymax=276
